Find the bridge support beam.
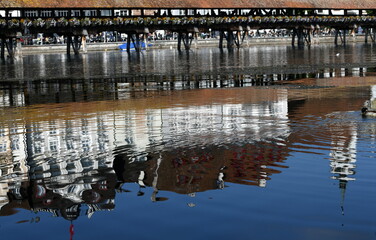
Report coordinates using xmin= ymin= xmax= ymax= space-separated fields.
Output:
xmin=1 ymin=34 xmax=22 ymax=59
xmin=334 ymin=29 xmax=347 ymax=46
xmin=66 ymin=35 xmax=82 ymax=55
xmin=125 ymin=28 xmax=149 ymax=53
xmin=219 ymin=27 xmax=247 ymax=49
xmin=177 ymin=32 xmax=193 ymax=51
xmin=365 ymin=28 xmax=376 ymax=44
xmin=0 ymin=37 xmax=5 ymax=59
xmin=177 ymin=27 xmax=199 ymax=52
xmin=66 ymin=30 xmax=88 ymax=55
xmin=292 ymin=28 xmax=311 ymax=47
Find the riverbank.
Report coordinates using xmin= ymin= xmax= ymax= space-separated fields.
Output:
xmin=20 ymin=35 xmax=366 ymax=54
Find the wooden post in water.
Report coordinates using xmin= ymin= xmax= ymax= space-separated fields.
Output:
xmin=1 ymin=37 xmax=5 ymax=59
xmin=291 ymin=29 xmax=296 ymax=46
xmin=127 ymin=33 xmax=131 ymax=53
xmin=177 ymin=32 xmax=182 ymax=51
xmin=185 ymin=32 xmax=190 ymax=51
xmin=335 ymin=29 xmax=339 ymax=46
xmin=67 ymin=35 xmax=71 ymax=55
xmin=73 ymin=36 xmax=80 ymax=54
xmin=6 ymin=38 xmax=14 ymax=58
xmin=227 ymin=31 xmax=234 ymax=49
xmin=219 ymin=31 xmax=224 ymax=49
xmin=297 ymin=28 xmax=304 ymax=47
xmin=135 ymin=34 xmax=141 ymax=52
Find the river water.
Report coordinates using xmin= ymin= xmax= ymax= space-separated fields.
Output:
xmin=0 ymin=43 xmax=375 ymax=240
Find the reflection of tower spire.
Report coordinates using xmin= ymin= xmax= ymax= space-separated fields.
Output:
xmin=339 ymin=179 xmax=347 ymax=215
xmin=329 ymin=125 xmax=357 ymax=216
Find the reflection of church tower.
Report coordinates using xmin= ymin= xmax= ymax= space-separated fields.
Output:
xmin=329 ymin=126 xmax=357 ymax=215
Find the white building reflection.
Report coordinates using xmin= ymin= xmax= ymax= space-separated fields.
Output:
xmin=0 ymin=90 xmax=290 ymax=218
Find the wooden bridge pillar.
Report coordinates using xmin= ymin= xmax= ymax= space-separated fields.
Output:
xmin=335 ymin=29 xmax=347 ymax=46
xmin=177 ymin=27 xmax=199 ymax=52
xmin=365 ymin=28 xmax=376 ymax=44
xmin=125 ymin=28 xmax=149 ymax=53
xmin=0 ymin=37 xmax=5 ymax=59
xmin=177 ymin=31 xmax=192 ymax=51
xmin=292 ymin=28 xmax=311 ymax=47
xmin=66 ymin=35 xmax=82 ymax=55
xmin=219 ymin=27 xmax=246 ymax=49
xmin=66 ymin=30 xmax=89 ymax=55
xmin=0 ymin=33 xmax=24 ymax=59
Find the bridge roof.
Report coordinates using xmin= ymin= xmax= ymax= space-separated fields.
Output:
xmin=1 ymin=0 xmax=375 ymax=10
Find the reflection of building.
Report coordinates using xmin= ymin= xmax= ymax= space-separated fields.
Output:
xmin=0 ymin=90 xmax=290 ymax=219
xmin=0 ymin=123 xmax=29 ymax=214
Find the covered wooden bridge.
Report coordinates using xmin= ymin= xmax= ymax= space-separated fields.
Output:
xmin=1 ymin=0 xmax=376 ymax=57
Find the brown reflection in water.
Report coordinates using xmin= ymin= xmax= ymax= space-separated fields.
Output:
xmin=113 ymin=142 xmax=289 ymax=196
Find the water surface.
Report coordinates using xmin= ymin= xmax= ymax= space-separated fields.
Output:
xmin=0 ymin=43 xmax=375 ymax=240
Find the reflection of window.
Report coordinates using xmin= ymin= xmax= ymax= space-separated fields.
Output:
xmin=11 ymin=136 xmax=19 ymax=150
xmin=66 ymin=140 xmax=74 ymax=150
xmin=81 ymin=158 xmax=93 ymax=168
xmin=49 ymin=140 xmax=58 ymax=151
xmin=33 ymin=142 xmax=42 ymax=154
xmin=82 ymin=138 xmax=90 ymax=152
xmin=0 ymin=141 xmax=7 ymax=152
